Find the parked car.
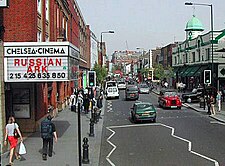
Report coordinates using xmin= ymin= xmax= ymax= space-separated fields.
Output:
xmin=138 ymin=84 xmax=150 ymax=94
xmin=181 ymin=88 xmax=204 ymax=103
xmin=130 ymin=102 xmax=156 ymax=123
xmin=125 ymin=85 xmax=139 ymax=100
xmin=106 ymin=86 xmax=119 ymax=100
xmin=158 ymin=89 xmax=182 ymax=109
xmin=117 ymin=81 xmax=126 ymax=90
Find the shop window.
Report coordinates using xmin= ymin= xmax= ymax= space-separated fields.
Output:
xmin=12 ymin=89 xmax=30 ymax=119
xmin=192 ymin=52 xmax=195 ymax=62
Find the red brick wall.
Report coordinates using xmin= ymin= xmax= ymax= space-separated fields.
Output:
xmin=86 ymin=25 xmax=91 ymax=70
xmin=3 ymin=0 xmax=36 ymax=41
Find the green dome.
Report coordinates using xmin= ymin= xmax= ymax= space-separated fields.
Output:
xmin=185 ymin=15 xmax=204 ymax=31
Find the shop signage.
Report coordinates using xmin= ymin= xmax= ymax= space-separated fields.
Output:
xmin=4 ymin=42 xmax=79 ymax=82
xmin=218 ymin=64 xmax=225 ymax=78
xmin=0 ymin=0 xmax=9 ymax=8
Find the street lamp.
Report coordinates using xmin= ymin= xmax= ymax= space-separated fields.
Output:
xmin=100 ymin=31 xmax=114 ymax=67
xmin=185 ymin=2 xmax=214 ymax=86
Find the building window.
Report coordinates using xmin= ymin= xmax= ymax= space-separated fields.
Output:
xmin=205 ymin=48 xmax=210 ymax=61
xmin=197 ymin=48 xmax=200 ymax=62
xmin=37 ymin=31 xmax=42 ymax=42
xmin=45 ymin=0 xmax=49 ymax=21
xmin=192 ymin=52 xmax=195 ymax=62
xmin=37 ymin=0 xmax=42 ymax=14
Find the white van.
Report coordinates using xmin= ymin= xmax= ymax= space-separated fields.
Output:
xmin=105 ymin=86 xmax=119 ymax=99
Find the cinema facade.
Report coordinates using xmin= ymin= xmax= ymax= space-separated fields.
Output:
xmin=3 ymin=42 xmax=79 ymax=132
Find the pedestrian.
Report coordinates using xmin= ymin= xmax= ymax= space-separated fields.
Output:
xmin=77 ymin=92 xmax=84 ymax=112
xmin=97 ymin=93 xmax=103 ymax=110
xmin=206 ymin=95 xmax=211 ymax=115
xmin=83 ymin=94 xmax=90 ymax=114
xmin=41 ymin=112 xmax=58 ymax=161
xmin=216 ymin=91 xmax=222 ymax=112
xmin=4 ymin=116 xmax=23 ymax=165
xmin=210 ymin=95 xmax=216 ymax=115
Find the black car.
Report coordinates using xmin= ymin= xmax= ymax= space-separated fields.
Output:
xmin=125 ymin=85 xmax=139 ymax=100
xmin=182 ymin=88 xmax=204 ymax=103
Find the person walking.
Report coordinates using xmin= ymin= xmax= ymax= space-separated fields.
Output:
xmin=83 ymin=94 xmax=90 ymax=114
xmin=41 ymin=113 xmax=58 ymax=161
xmin=210 ymin=95 xmax=216 ymax=115
xmin=4 ymin=116 xmax=23 ymax=165
xmin=206 ymin=95 xmax=211 ymax=115
xmin=216 ymin=91 xmax=222 ymax=112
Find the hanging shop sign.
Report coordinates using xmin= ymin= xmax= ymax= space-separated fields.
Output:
xmin=4 ymin=42 xmax=79 ymax=82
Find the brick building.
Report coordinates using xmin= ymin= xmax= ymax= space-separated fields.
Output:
xmin=0 ymin=0 xmax=91 ymax=152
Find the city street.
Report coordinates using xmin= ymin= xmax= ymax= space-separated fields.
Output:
xmin=99 ymin=90 xmax=225 ymax=166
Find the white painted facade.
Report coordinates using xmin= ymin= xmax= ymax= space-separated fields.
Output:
xmin=172 ymin=31 xmax=225 ymax=67
xmin=90 ymin=31 xmax=99 ymax=69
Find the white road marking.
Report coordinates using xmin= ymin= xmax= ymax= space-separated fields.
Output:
xmin=106 ymin=123 xmax=219 ymax=166
xmin=210 ymin=121 xmax=225 ymax=125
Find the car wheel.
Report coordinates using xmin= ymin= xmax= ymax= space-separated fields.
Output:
xmin=152 ymin=118 xmax=156 ymax=123
xmin=178 ymin=106 xmax=181 ymax=109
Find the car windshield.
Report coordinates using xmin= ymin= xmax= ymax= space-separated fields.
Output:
xmin=107 ymin=82 xmax=117 ymax=87
xmin=127 ymin=87 xmax=138 ymax=91
xmin=164 ymin=92 xmax=177 ymax=97
xmin=136 ymin=104 xmax=153 ymax=111
xmin=140 ymin=84 xmax=148 ymax=88
xmin=118 ymin=82 xmax=125 ymax=84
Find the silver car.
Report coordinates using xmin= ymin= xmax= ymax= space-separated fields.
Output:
xmin=138 ymin=84 xmax=150 ymax=94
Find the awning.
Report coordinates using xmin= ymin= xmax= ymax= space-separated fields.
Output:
xmin=173 ymin=67 xmax=179 ymax=73
xmin=178 ymin=67 xmax=188 ymax=77
xmin=181 ymin=67 xmax=193 ymax=77
xmin=173 ymin=67 xmax=179 ymax=76
xmin=186 ymin=66 xmax=201 ymax=77
xmin=193 ymin=66 xmax=209 ymax=76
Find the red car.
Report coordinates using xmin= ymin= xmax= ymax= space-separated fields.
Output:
xmin=158 ymin=89 xmax=182 ymax=109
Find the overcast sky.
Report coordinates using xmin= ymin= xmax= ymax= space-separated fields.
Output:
xmin=76 ymin=0 xmax=225 ymax=55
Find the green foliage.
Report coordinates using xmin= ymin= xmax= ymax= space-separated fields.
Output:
xmin=140 ymin=68 xmax=149 ymax=77
xmin=154 ymin=64 xmax=174 ymax=80
xmin=93 ymin=63 xmax=108 ymax=85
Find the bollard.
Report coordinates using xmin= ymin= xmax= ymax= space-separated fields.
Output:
xmin=82 ymin=137 xmax=90 ymax=164
xmin=94 ymin=108 xmax=98 ymax=124
xmin=91 ymin=108 xmax=95 ymax=120
xmin=89 ymin=118 xmax=95 ymax=137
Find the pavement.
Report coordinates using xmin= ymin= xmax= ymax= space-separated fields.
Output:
xmin=152 ymin=87 xmax=225 ymax=123
xmin=1 ymin=99 xmax=105 ymax=166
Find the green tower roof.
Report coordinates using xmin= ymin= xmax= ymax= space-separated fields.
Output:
xmin=185 ymin=15 xmax=204 ymax=31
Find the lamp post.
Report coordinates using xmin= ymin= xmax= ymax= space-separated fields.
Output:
xmin=100 ymin=31 xmax=114 ymax=67
xmin=185 ymin=2 xmax=214 ymax=86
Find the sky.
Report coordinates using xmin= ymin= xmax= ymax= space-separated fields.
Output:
xmin=76 ymin=0 xmax=225 ymax=55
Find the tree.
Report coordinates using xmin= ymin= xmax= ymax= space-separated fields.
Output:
xmin=93 ymin=63 xmax=108 ymax=85
xmin=154 ymin=64 xmax=174 ymax=81
xmin=154 ymin=64 xmax=165 ymax=80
